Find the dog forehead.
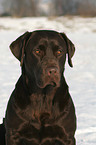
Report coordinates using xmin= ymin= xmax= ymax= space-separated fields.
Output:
xmin=27 ymin=30 xmax=65 ymax=47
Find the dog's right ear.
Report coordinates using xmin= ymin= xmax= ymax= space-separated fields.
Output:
xmin=10 ymin=31 xmax=31 ymax=65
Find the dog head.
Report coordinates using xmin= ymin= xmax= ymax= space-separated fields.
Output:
xmin=10 ymin=30 xmax=75 ymax=88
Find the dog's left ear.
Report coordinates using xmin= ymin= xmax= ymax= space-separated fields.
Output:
xmin=10 ymin=31 xmax=32 ymax=66
xmin=60 ymin=33 xmax=75 ymax=67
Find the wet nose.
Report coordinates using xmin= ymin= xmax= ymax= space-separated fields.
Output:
xmin=46 ymin=67 xmax=58 ymax=76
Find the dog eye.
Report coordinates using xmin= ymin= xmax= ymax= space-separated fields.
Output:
xmin=34 ymin=49 xmax=44 ymax=57
xmin=35 ymin=50 xmax=40 ymax=54
xmin=57 ymin=50 xmax=62 ymax=54
xmin=56 ymin=50 xmax=62 ymax=56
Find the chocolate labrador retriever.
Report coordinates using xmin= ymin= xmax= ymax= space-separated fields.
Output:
xmin=4 ymin=30 xmax=76 ymax=145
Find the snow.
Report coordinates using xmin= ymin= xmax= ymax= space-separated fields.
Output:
xmin=0 ymin=16 xmax=96 ymax=144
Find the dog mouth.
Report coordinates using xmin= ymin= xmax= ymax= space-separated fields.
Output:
xmin=49 ymin=81 xmax=56 ymax=87
xmin=42 ymin=81 xmax=57 ymax=91
xmin=37 ymin=78 xmax=59 ymax=89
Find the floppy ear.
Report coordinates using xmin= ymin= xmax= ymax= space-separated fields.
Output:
xmin=10 ymin=31 xmax=31 ymax=66
xmin=60 ymin=33 xmax=75 ymax=67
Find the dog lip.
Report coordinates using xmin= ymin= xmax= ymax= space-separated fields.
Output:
xmin=37 ymin=81 xmax=57 ymax=89
xmin=50 ymin=81 xmax=56 ymax=87
xmin=44 ymin=81 xmax=57 ymax=88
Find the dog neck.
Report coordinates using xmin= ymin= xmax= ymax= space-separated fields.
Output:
xmin=22 ymin=72 xmax=57 ymax=96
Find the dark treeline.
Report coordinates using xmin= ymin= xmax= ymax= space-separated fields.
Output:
xmin=1 ymin=0 xmax=96 ymax=17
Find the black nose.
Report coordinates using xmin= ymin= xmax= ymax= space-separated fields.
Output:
xmin=46 ymin=67 xmax=58 ymax=76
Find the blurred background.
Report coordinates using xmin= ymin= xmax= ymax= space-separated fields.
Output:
xmin=0 ymin=0 xmax=96 ymax=145
xmin=0 ymin=0 xmax=96 ymax=17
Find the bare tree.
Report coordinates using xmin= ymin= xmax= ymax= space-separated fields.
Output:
xmin=77 ymin=0 xmax=96 ymax=16
xmin=26 ymin=0 xmax=37 ymax=16
xmin=2 ymin=0 xmax=96 ymax=17
xmin=54 ymin=0 xmax=64 ymax=15
xmin=5 ymin=0 xmax=38 ymax=17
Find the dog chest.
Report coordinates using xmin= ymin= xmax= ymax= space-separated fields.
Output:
xmin=20 ymin=93 xmax=54 ymax=124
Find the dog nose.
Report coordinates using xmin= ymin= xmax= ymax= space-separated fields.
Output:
xmin=46 ymin=67 xmax=58 ymax=76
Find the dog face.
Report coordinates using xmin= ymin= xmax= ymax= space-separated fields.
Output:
xmin=10 ymin=30 xmax=75 ymax=88
xmin=24 ymin=31 xmax=67 ymax=88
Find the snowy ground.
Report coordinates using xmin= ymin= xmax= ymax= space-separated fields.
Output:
xmin=0 ymin=16 xmax=96 ymax=144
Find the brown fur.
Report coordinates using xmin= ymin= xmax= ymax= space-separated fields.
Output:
xmin=4 ymin=30 xmax=76 ymax=145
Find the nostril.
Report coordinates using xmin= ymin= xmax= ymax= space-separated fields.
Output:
xmin=48 ymin=70 xmax=52 ymax=76
xmin=54 ymin=70 xmax=57 ymax=74
xmin=47 ymin=68 xmax=58 ymax=76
